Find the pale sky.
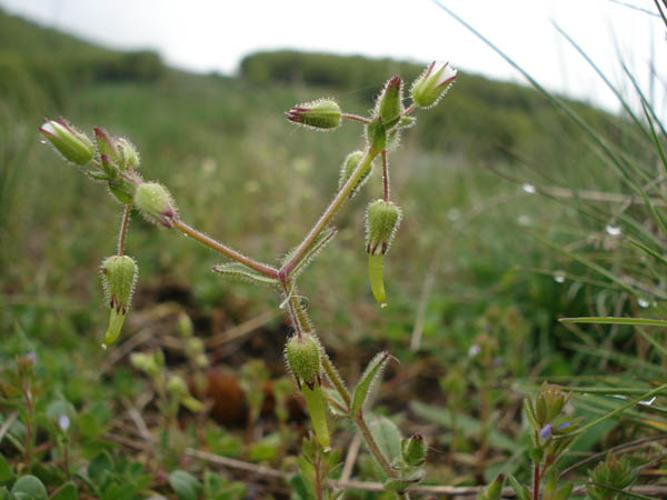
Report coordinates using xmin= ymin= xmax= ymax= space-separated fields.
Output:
xmin=1 ymin=0 xmax=665 ymax=115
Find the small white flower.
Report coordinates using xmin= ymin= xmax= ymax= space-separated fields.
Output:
xmin=58 ymin=414 xmax=70 ymax=432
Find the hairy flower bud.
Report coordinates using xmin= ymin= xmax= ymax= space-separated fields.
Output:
xmin=134 ymin=182 xmax=178 ymax=228
xmin=94 ymin=127 xmax=121 ymax=165
xmin=284 ymin=334 xmax=322 ymax=389
xmin=167 ymin=374 xmax=189 ymax=398
xmin=286 ymin=99 xmax=342 ymax=130
xmin=410 ymin=61 xmax=458 ymax=109
xmin=100 ymin=255 xmax=138 ymax=347
xmin=338 ymin=150 xmax=373 ymax=196
xmin=376 ymin=75 xmax=403 ymax=128
xmin=117 ymin=138 xmax=140 ymax=170
xmin=129 ymin=351 xmax=163 ymax=377
xmin=365 ymin=199 xmax=402 ymax=256
xmin=535 ymin=384 xmax=568 ymax=425
xmin=39 ymin=119 xmax=95 ymax=166
xmin=402 ymin=433 xmax=426 ymax=466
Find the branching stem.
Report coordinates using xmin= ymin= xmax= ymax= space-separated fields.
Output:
xmin=281 ymin=148 xmax=378 ymax=276
xmin=117 ymin=204 xmax=132 ymax=255
xmin=342 ymin=113 xmax=372 ymax=124
xmin=173 ymin=219 xmax=278 ymax=279
xmin=382 ymin=150 xmax=391 ymax=201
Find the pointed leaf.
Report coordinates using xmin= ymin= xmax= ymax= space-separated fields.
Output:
xmin=168 ymin=470 xmax=201 ymax=500
xmin=368 ymin=254 xmax=386 ymax=306
xmin=302 ymin=385 xmax=330 ymax=449
xmin=507 ymin=474 xmax=530 ymax=500
xmin=351 ymin=352 xmax=390 ymax=416
xmin=212 ymin=262 xmax=279 ymax=287
xmin=284 ymin=227 xmax=337 ymax=278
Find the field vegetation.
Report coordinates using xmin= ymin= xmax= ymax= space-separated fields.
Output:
xmin=1 ymin=5 xmax=667 ymax=499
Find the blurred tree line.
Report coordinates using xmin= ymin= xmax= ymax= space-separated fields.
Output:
xmin=241 ymin=50 xmax=623 ymax=162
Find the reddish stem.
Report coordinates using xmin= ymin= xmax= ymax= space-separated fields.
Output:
xmin=533 ymin=461 xmax=540 ymax=500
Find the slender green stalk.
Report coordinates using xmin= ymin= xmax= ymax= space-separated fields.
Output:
xmin=355 ymin=412 xmax=397 ymax=479
xmin=281 ymin=148 xmax=378 ymax=276
xmin=322 ymin=356 xmax=351 ymax=409
xmin=117 ymin=204 xmax=131 ymax=255
xmin=342 ymin=113 xmax=371 ymax=124
xmin=173 ymin=219 xmax=278 ymax=279
xmin=382 ymin=150 xmax=390 ymax=201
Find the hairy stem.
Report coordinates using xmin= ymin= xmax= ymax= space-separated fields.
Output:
xmin=117 ymin=204 xmax=131 ymax=255
xmin=532 ymin=461 xmax=540 ymax=500
xmin=382 ymin=150 xmax=391 ymax=201
xmin=173 ymin=219 xmax=278 ymax=279
xmin=321 ymin=355 xmax=351 ymax=409
xmin=355 ymin=412 xmax=397 ymax=479
xmin=342 ymin=113 xmax=371 ymax=124
xmin=285 ymin=288 xmax=396 ymax=484
xmin=281 ymin=148 xmax=378 ymax=276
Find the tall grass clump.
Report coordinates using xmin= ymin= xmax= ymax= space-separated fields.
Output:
xmin=432 ymin=1 xmax=667 ymax=498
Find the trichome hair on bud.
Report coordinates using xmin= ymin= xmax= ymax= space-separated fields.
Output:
xmin=285 ymin=98 xmax=342 ymax=131
xmin=338 ymin=150 xmax=373 ymax=197
xmin=39 ymin=118 xmax=95 ymax=166
xmin=410 ymin=61 xmax=458 ymax=109
xmin=100 ymin=255 xmax=138 ymax=314
xmin=100 ymin=255 xmax=139 ymax=347
xmin=365 ymin=199 xmax=402 ymax=256
xmin=133 ymin=182 xmax=179 ymax=228
xmin=284 ymin=333 xmax=322 ymax=390
xmin=375 ymin=75 xmax=404 ymax=128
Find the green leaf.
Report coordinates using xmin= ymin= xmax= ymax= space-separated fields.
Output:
xmin=384 ymin=466 xmax=425 ymax=492
xmin=169 ymin=470 xmax=202 ymax=500
xmin=302 ymin=385 xmax=330 ymax=449
xmin=0 ymin=455 xmax=14 ymax=486
xmin=368 ymin=254 xmax=386 ymax=306
xmin=560 ymin=316 xmax=667 ymax=328
xmin=369 ymin=416 xmax=402 ymax=468
xmin=507 ymin=474 xmax=530 ymax=500
xmin=50 ymin=482 xmax=78 ymax=500
xmin=212 ymin=262 xmax=279 ymax=287
xmin=11 ymin=475 xmax=47 ymax=500
xmin=87 ymin=451 xmax=114 ymax=485
xmin=286 ymin=226 xmax=337 ymax=278
xmin=477 ymin=474 xmax=505 ymax=500
xmin=351 ymin=352 xmax=390 ymax=416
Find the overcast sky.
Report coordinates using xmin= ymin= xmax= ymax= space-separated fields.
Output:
xmin=2 ymin=0 xmax=665 ymax=115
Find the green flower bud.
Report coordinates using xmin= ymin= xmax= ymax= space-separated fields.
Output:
xmin=94 ymin=127 xmax=121 ymax=166
xmin=100 ymin=255 xmax=138 ymax=347
xmin=130 ymin=351 xmax=163 ymax=377
xmin=284 ymin=334 xmax=322 ymax=389
xmin=365 ymin=199 xmax=402 ymax=256
xmin=401 ymin=433 xmax=426 ymax=466
xmin=39 ymin=119 xmax=95 ymax=166
xmin=410 ymin=61 xmax=458 ymax=109
xmin=134 ymin=182 xmax=178 ymax=228
xmin=167 ymin=374 xmax=189 ymax=398
xmin=100 ymin=255 xmax=138 ymax=313
xmin=338 ymin=150 xmax=373 ymax=196
xmin=286 ymin=99 xmax=341 ymax=130
xmin=535 ymin=384 xmax=568 ymax=426
xmin=117 ymin=138 xmax=140 ymax=170
xmin=375 ymin=75 xmax=403 ymax=128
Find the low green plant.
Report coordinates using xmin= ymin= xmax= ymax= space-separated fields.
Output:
xmin=37 ymin=62 xmax=458 ymax=497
